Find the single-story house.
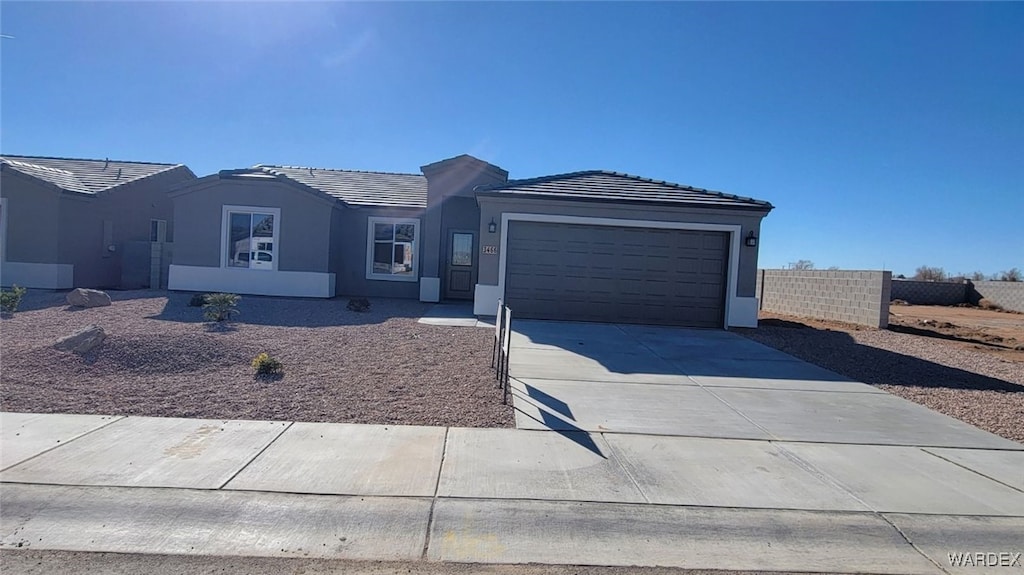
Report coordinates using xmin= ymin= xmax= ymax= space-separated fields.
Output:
xmin=168 ymin=154 xmax=772 ymax=328
xmin=0 ymin=155 xmax=196 ymax=289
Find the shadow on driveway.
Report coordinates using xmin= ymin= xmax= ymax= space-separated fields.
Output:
xmin=511 ymin=318 xmax=1022 ymax=392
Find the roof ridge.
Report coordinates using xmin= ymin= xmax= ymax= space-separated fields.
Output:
xmin=256 ymin=164 xmax=423 ymax=177
xmin=0 ymin=154 xmax=180 ymax=167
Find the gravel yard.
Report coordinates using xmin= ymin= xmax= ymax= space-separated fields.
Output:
xmin=738 ymin=313 xmax=1024 ymax=443
xmin=1 ymin=290 xmax=512 ymax=428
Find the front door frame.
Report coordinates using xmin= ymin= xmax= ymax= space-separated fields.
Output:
xmin=444 ymin=228 xmax=477 ymax=300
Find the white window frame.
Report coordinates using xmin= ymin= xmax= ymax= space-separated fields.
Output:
xmin=366 ymin=216 xmax=420 ymax=282
xmin=220 ymin=205 xmax=281 ymax=271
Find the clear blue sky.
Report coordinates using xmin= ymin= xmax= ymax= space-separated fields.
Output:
xmin=2 ymin=2 xmax=1021 ymax=277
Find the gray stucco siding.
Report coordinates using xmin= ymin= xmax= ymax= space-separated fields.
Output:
xmin=2 ymin=167 xmax=189 ymax=288
xmin=171 ymin=179 xmax=335 ymax=273
xmin=97 ymin=168 xmax=190 ymax=245
xmin=64 ymin=169 xmax=187 ymax=288
xmin=420 ymin=197 xmax=481 ymax=282
xmin=476 ymin=196 xmax=766 ymax=298
xmin=57 ymin=192 xmax=112 ymax=287
xmin=332 ymin=206 xmax=425 ymax=299
xmin=0 ymin=172 xmax=63 ymax=264
xmin=420 ymin=157 xmax=506 ymax=282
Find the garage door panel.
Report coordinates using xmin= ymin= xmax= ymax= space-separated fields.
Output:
xmin=701 ymin=259 xmax=725 ymax=274
xmin=703 ymin=234 xmax=729 ymax=249
xmin=505 ymin=222 xmax=729 ymax=327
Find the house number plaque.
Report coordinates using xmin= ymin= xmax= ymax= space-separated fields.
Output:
xmin=482 ymin=245 xmax=498 ymax=255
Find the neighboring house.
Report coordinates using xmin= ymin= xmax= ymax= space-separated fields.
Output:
xmin=0 ymin=155 xmax=197 ymax=289
xmin=169 ymin=154 xmax=773 ymax=328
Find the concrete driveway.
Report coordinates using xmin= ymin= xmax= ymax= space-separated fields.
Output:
xmin=509 ymin=320 xmax=1020 ymax=448
xmin=503 ymin=320 xmax=1024 ymax=557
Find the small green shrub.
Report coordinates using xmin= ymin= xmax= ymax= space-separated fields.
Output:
xmin=0 ymin=285 xmax=27 ymax=314
xmin=188 ymin=293 xmax=209 ymax=307
xmin=203 ymin=293 xmax=240 ymax=322
xmin=251 ymin=352 xmax=283 ymax=376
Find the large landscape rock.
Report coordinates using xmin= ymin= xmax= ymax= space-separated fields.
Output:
xmin=54 ymin=325 xmax=106 ymax=354
xmin=66 ymin=288 xmax=111 ymax=308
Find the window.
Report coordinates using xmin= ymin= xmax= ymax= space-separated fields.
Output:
xmin=451 ymin=232 xmax=473 ymax=267
xmin=222 ymin=206 xmax=280 ymax=271
xmin=366 ymin=217 xmax=420 ymax=281
xmin=150 ymin=219 xmax=167 ymax=243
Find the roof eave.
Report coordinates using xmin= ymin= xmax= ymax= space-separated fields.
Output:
xmin=475 ymin=190 xmax=773 ymax=212
xmin=0 ymin=163 xmax=94 ymax=197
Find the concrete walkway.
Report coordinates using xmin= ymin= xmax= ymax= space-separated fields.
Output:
xmin=417 ymin=303 xmax=492 ymax=328
xmin=2 ymin=321 xmax=1023 ymax=573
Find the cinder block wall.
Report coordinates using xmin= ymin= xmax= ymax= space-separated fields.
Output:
xmin=756 ymin=269 xmax=892 ymax=328
xmin=970 ymin=281 xmax=1024 ymax=313
xmin=890 ymin=280 xmax=968 ymax=306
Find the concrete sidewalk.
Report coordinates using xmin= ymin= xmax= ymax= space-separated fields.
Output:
xmin=2 ymin=412 xmax=1023 ymax=573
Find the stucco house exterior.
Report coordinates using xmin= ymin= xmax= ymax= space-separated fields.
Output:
xmin=168 ymin=154 xmax=772 ymax=328
xmin=0 ymin=155 xmax=196 ymax=289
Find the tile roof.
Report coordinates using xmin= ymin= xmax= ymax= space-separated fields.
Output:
xmin=0 ymin=155 xmax=187 ymax=194
xmin=476 ymin=170 xmax=773 ymax=210
xmin=254 ymin=165 xmax=427 ymax=208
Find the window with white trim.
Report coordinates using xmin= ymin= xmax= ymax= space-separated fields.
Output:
xmin=222 ymin=206 xmax=280 ymax=271
xmin=366 ymin=217 xmax=419 ymax=281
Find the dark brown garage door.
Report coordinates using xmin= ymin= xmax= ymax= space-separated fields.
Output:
xmin=505 ymin=222 xmax=729 ymax=327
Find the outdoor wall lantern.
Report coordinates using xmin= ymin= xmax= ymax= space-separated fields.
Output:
xmin=745 ymin=231 xmax=758 ymax=247
xmin=488 ymin=218 xmax=497 ymax=233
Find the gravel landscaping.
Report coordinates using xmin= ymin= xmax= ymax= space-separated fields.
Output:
xmin=1 ymin=290 xmax=512 ymax=428
xmin=738 ymin=314 xmax=1024 ymax=443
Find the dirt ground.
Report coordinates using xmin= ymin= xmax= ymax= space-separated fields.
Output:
xmin=0 ymin=290 xmax=513 ymax=428
xmin=887 ymin=303 xmax=1024 ymax=361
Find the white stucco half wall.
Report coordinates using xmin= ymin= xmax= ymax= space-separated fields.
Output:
xmin=419 ymin=277 xmax=440 ymax=302
xmin=0 ymin=261 xmax=74 ymax=289
xmin=473 ymin=283 xmax=503 ymax=316
xmin=169 ymin=265 xmax=335 ymax=298
xmin=728 ymin=296 xmax=759 ymax=328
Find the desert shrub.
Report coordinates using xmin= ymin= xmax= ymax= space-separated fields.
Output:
xmin=913 ymin=266 xmax=946 ymax=282
xmin=978 ymin=298 xmax=1004 ymax=311
xmin=0 ymin=285 xmax=27 ymax=314
xmin=203 ymin=293 xmax=240 ymax=322
xmin=188 ymin=293 xmax=210 ymax=307
xmin=347 ymin=297 xmax=371 ymax=312
xmin=251 ymin=352 xmax=283 ymax=376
